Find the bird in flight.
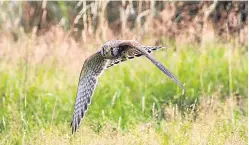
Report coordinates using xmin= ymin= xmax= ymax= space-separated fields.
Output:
xmin=71 ymin=40 xmax=185 ymax=134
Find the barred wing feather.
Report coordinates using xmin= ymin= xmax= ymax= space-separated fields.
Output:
xmin=71 ymin=52 xmax=107 ymax=134
xmin=106 ymin=46 xmax=165 ymax=68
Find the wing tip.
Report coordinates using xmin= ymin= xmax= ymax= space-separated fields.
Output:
xmin=70 ymin=116 xmax=80 ymax=135
xmin=71 ymin=119 xmax=76 ymax=134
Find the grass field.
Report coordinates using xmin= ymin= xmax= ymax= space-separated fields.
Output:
xmin=0 ymin=34 xmax=247 ymax=144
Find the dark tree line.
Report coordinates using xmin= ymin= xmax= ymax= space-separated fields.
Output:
xmin=1 ymin=1 xmax=247 ymax=44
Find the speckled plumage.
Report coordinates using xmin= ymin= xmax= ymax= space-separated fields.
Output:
xmin=71 ymin=40 xmax=185 ymax=134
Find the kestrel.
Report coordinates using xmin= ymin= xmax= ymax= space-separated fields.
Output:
xmin=71 ymin=40 xmax=185 ymax=134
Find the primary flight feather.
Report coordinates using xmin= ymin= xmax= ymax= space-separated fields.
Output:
xmin=71 ymin=40 xmax=185 ymax=134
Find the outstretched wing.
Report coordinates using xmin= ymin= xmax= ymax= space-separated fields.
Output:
xmin=106 ymin=43 xmax=165 ymax=68
xmin=143 ymin=53 xmax=185 ymax=90
xmin=71 ymin=51 xmax=107 ymax=134
xmin=106 ymin=40 xmax=185 ymax=90
xmin=135 ymin=47 xmax=186 ymax=90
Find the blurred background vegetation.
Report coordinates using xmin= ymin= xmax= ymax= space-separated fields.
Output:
xmin=0 ymin=1 xmax=247 ymax=44
xmin=0 ymin=1 xmax=248 ymax=144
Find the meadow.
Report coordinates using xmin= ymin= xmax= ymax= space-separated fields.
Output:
xmin=0 ymin=27 xmax=247 ymax=145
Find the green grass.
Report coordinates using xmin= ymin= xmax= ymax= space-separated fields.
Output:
xmin=0 ymin=39 xmax=247 ymax=144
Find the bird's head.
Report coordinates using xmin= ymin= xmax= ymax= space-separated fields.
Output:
xmin=100 ymin=40 xmax=140 ymax=59
xmin=100 ymin=44 xmax=119 ymax=59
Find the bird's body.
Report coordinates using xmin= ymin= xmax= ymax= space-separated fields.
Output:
xmin=71 ymin=40 xmax=185 ymax=134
